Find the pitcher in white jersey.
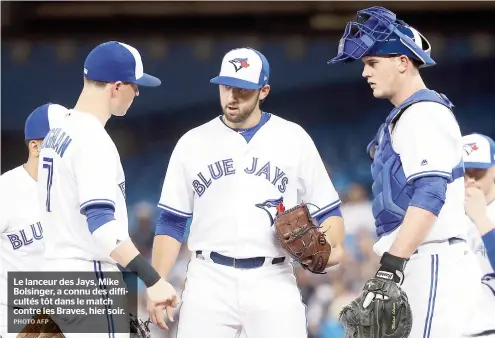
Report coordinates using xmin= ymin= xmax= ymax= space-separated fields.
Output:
xmin=0 ymin=103 xmax=66 ymax=338
xmin=329 ymin=6 xmax=482 ymax=338
xmin=149 ymin=47 xmax=346 ymax=338
xmin=461 ymin=133 xmax=495 ymax=337
xmin=36 ymin=41 xmax=178 ymax=338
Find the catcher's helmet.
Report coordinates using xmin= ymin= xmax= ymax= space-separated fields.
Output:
xmin=328 ymin=6 xmax=435 ymax=68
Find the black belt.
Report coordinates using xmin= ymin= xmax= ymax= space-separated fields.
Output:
xmin=413 ymin=237 xmax=466 ymax=254
xmin=196 ymin=250 xmax=285 ymax=269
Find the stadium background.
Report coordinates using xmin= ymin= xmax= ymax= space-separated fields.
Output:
xmin=1 ymin=1 xmax=495 ymax=337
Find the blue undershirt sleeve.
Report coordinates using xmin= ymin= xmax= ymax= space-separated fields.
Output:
xmin=155 ymin=209 xmax=189 ymax=242
xmin=409 ymin=176 xmax=448 ymax=216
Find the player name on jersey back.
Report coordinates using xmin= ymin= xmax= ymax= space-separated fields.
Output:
xmin=40 ymin=128 xmax=73 ymax=158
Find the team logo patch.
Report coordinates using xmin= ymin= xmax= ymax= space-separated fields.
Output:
xmin=229 ymin=58 xmax=250 ymax=72
xmin=255 ymin=197 xmax=284 ymax=226
xmin=463 ymin=142 xmax=479 ymax=155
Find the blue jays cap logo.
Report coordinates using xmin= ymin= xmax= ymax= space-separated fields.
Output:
xmin=229 ymin=58 xmax=250 ymax=72
xmin=463 ymin=142 xmax=479 ymax=155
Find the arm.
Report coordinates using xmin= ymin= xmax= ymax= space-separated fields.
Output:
xmin=298 ymin=128 xmax=345 ymax=267
xmin=482 ymin=229 xmax=495 ymax=271
xmin=319 ymin=215 xmax=345 ymax=267
xmin=389 ymin=177 xmax=448 ymax=258
xmin=378 ymin=102 xmax=460 ymax=280
xmin=474 ymin=217 xmax=495 ymax=270
xmin=73 ymin=139 xmax=162 ymax=287
xmin=464 ymin=186 xmax=495 ymax=270
xmin=152 ymin=210 xmax=189 ymax=278
xmin=152 ymin=137 xmax=193 ymax=276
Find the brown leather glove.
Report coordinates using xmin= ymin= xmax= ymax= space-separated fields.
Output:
xmin=274 ymin=203 xmax=331 ymax=274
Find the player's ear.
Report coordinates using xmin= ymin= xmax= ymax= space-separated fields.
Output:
xmin=28 ymin=140 xmax=41 ymax=157
xmin=397 ymin=55 xmax=409 ymax=74
xmin=111 ymin=81 xmax=123 ymax=97
xmin=259 ymin=85 xmax=270 ymax=100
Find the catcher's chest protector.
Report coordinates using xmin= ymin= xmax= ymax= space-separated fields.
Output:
xmin=368 ymin=89 xmax=460 ymax=237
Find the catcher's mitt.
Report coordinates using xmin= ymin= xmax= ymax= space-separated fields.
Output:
xmin=339 ymin=277 xmax=412 ymax=338
xmin=129 ymin=313 xmax=151 ymax=338
xmin=273 ymin=202 xmax=331 ymax=274
xmin=16 ymin=313 xmax=64 ymax=338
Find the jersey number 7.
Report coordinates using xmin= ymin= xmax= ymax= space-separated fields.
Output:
xmin=42 ymin=157 xmax=54 ymax=212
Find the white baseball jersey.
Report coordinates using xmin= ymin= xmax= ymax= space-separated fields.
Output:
xmin=0 ymin=166 xmax=45 ymax=306
xmin=158 ymin=113 xmax=341 ymax=258
xmin=464 ymin=200 xmax=495 ymax=334
xmin=37 ymin=109 xmax=129 ymax=264
xmin=374 ymin=101 xmax=466 ymax=255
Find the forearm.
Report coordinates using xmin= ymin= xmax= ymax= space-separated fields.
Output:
xmin=319 ymin=216 xmax=345 ymax=266
xmin=389 ymin=206 xmax=437 ymax=258
xmin=110 ymin=238 xmax=140 ymax=266
xmin=152 ymin=235 xmax=182 ymax=278
xmin=109 ymin=238 xmax=161 ymax=287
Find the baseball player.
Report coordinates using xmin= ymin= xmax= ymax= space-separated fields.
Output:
xmin=149 ymin=47 xmax=346 ymax=338
xmin=0 ymin=103 xmax=66 ymax=338
xmin=461 ymin=133 xmax=495 ymax=337
xmin=329 ymin=6 xmax=482 ymax=338
xmin=36 ymin=41 xmax=178 ymax=337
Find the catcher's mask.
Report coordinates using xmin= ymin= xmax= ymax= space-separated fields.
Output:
xmin=328 ymin=6 xmax=435 ymax=68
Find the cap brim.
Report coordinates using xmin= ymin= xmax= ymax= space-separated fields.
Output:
xmin=133 ymin=73 xmax=161 ymax=87
xmin=464 ymin=162 xmax=493 ymax=169
xmin=210 ymin=76 xmax=261 ymax=90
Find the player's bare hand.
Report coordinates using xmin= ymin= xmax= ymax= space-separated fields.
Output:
xmin=465 ymin=186 xmax=487 ymax=224
xmin=146 ymin=279 xmax=179 ymax=330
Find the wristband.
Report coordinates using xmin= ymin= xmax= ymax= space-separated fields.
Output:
xmin=126 ymin=254 xmax=161 ymax=287
xmin=376 ymin=252 xmax=409 ymax=284
xmin=380 ymin=252 xmax=409 ymax=273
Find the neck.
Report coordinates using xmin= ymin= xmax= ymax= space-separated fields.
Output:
xmin=390 ymin=74 xmax=427 ymax=107
xmin=224 ymin=106 xmax=262 ymax=130
xmin=24 ymin=157 xmax=38 ymax=181
xmin=74 ymin=88 xmax=111 ymax=126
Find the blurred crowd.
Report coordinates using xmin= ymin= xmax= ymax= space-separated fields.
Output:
xmin=128 ymin=178 xmax=378 ymax=338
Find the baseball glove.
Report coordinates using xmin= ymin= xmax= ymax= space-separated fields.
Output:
xmin=339 ymin=277 xmax=412 ymax=338
xmin=129 ymin=313 xmax=151 ymax=338
xmin=273 ymin=202 xmax=331 ymax=274
xmin=16 ymin=313 xmax=64 ymax=338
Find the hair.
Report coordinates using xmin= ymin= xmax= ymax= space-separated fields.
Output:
xmin=410 ymin=58 xmax=422 ymax=70
xmin=83 ymin=77 xmax=109 ymax=88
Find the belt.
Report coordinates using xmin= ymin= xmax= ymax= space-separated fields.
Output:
xmin=195 ymin=250 xmax=286 ymax=269
xmin=413 ymin=237 xmax=466 ymax=255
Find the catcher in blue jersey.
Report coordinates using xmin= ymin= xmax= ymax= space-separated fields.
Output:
xmin=328 ymin=6 xmax=483 ymax=338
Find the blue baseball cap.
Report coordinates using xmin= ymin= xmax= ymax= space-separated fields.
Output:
xmin=210 ymin=47 xmax=269 ymax=90
xmin=84 ymin=41 xmax=161 ymax=87
xmin=25 ymin=103 xmax=67 ymax=140
xmin=462 ymin=133 xmax=495 ymax=169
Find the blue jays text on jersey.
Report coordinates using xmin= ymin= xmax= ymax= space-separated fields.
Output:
xmin=40 ymin=128 xmax=73 ymax=158
xmin=192 ymin=157 xmax=289 ymax=197
xmin=7 ymin=222 xmax=43 ymax=250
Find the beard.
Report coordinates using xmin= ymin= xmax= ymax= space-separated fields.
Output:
xmin=222 ymin=92 xmax=260 ymax=124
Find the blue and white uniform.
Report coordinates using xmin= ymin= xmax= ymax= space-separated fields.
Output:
xmin=328 ymin=6 xmax=483 ymax=338
xmin=156 ymin=47 xmax=342 ymax=338
xmin=0 ymin=103 xmax=65 ymax=338
xmin=461 ymin=133 xmax=495 ymax=338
